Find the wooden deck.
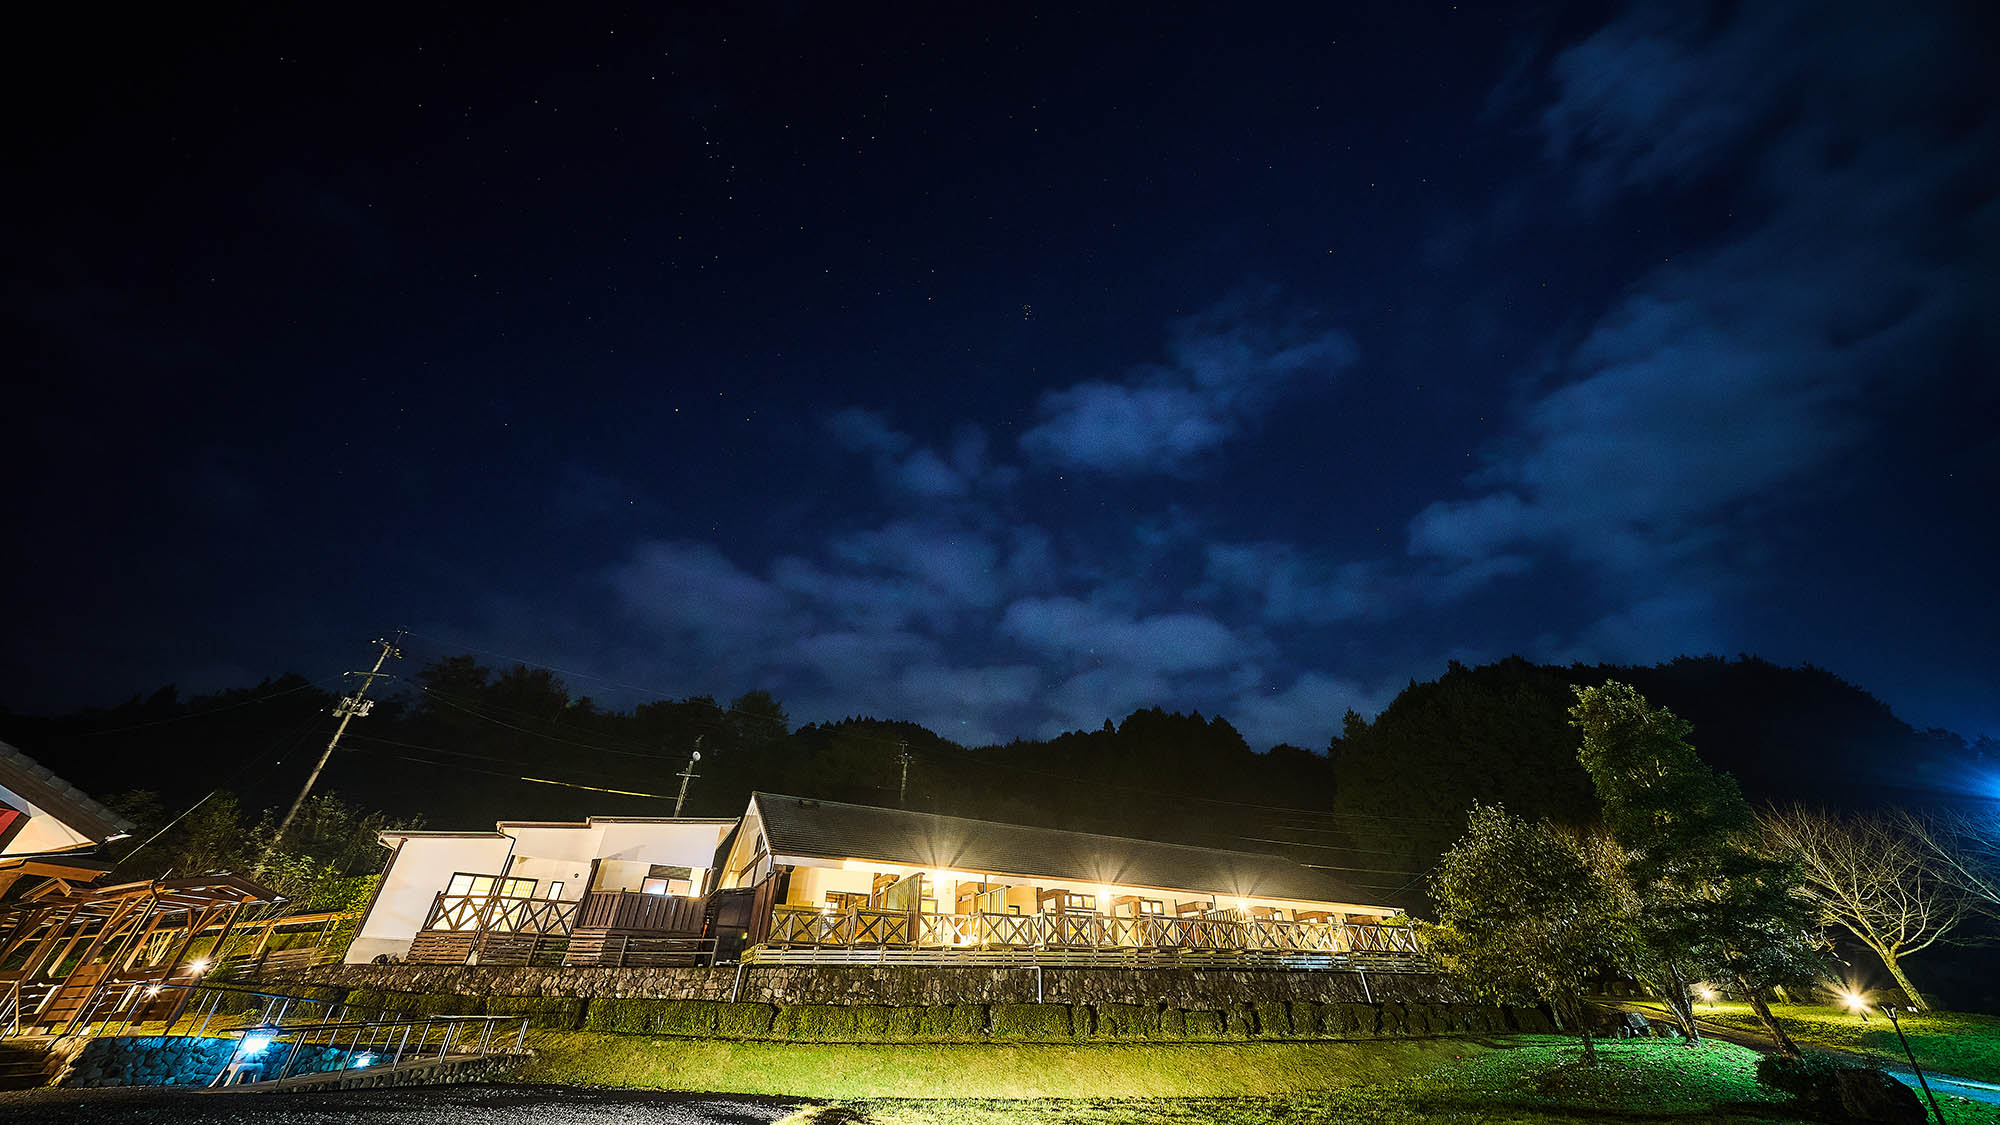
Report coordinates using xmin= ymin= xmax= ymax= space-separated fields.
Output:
xmin=406 ymin=890 xmax=713 ymax=967
xmin=756 ymin=906 xmax=1426 ymax=970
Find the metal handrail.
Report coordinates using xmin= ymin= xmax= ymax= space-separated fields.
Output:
xmin=210 ymin=1012 xmax=529 ymax=1087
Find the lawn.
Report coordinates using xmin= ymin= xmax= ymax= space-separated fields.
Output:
xmin=515 ymin=1032 xmax=1469 ymax=1098
xmin=771 ymin=1037 xmax=1831 ymax=1124
xmin=1692 ymin=1001 xmax=2000 ymax=1084
xmin=516 ymin=1031 xmax=1995 ymax=1123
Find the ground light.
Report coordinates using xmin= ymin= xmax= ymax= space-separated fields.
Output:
xmin=1877 ymin=1004 xmax=1946 ymax=1125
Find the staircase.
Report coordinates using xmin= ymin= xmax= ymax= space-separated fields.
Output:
xmin=0 ymin=1041 xmax=58 ymax=1091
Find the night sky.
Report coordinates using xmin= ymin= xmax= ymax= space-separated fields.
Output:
xmin=9 ymin=3 xmax=1996 ymax=751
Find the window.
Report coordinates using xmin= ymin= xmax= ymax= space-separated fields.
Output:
xmin=643 ymin=864 xmax=694 ymax=896
xmin=445 ymin=873 xmax=534 ymax=899
xmin=825 ymin=891 xmax=867 ymax=912
xmin=1063 ymin=893 xmax=1095 ymax=911
xmin=544 ymin=882 xmax=564 ymax=900
xmin=1138 ymin=899 xmax=1165 ymax=916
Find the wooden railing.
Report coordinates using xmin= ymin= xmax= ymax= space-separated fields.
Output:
xmin=420 ymin=894 xmax=579 ymax=936
xmin=765 ymin=906 xmax=1423 ymax=962
xmin=575 ymin=891 xmax=705 ymax=934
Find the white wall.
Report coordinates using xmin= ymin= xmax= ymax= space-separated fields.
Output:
xmin=784 ymin=863 xmax=872 ymax=907
xmin=0 ymin=781 xmax=94 ymax=857
xmin=346 ymin=835 xmax=511 ymax=964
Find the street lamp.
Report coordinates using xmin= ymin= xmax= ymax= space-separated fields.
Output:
xmin=1878 ymin=1004 xmax=1945 ymax=1125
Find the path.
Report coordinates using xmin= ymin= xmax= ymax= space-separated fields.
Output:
xmin=1620 ymin=1002 xmax=2000 ymax=1108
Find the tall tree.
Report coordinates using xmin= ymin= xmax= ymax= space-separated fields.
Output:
xmin=1760 ymin=806 xmax=1966 ymax=1010
xmin=1422 ymin=802 xmax=1631 ymax=1061
xmin=1900 ymin=808 xmax=2000 ymax=922
xmin=1570 ymin=682 xmax=1825 ymax=1053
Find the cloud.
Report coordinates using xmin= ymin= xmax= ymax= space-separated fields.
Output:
xmin=1020 ymin=298 xmax=1357 ymax=474
xmin=999 ymin=596 xmax=1245 ymax=675
xmin=824 ymin=407 xmax=910 ymax=458
xmin=1409 ymin=0 xmax=1995 ymax=630
xmin=823 ymin=410 xmax=1015 ymax=503
xmin=1229 ymin=672 xmax=1390 ymax=751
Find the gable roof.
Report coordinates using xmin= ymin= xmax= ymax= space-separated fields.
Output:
xmin=749 ymin=792 xmax=1378 ymax=907
xmin=0 ymin=740 xmax=134 ymax=847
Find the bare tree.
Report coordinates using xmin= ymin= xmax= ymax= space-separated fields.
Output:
xmin=1900 ymin=807 xmax=2000 ymax=920
xmin=1759 ymin=806 xmax=1966 ymax=1011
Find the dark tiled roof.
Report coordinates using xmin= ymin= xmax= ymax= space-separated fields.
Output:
xmin=751 ymin=792 xmax=1377 ymax=906
xmin=0 ymin=740 xmax=134 ymax=846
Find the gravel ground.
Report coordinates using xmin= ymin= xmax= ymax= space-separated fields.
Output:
xmin=0 ymin=1083 xmax=806 ymax=1124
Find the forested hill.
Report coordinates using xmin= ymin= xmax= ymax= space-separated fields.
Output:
xmin=3 ymin=654 xmax=1986 ymax=910
xmin=1325 ymin=656 xmax=1991 ymax=907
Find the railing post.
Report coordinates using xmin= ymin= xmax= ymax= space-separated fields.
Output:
xmin=514 ymin=1016 xmax=528 ymax=1052
xmin=393 ymin=1022 xmax=412 ymax=1066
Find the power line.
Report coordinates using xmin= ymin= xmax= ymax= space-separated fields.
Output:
xmin=347 ymin=743 xmax=680 ymax=800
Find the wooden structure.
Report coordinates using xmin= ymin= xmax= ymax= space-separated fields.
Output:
xmin=401 ymin=887 xmax=716 ymax=968
xmin=0 ymin=739 xmax=133 ymax=902
xmin=720 ymin=793 xmax=1425 ymax=971
xmin=0 ymin=873 xmax=274 ymax=1037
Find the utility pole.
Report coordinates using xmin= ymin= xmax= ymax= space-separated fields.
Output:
xmin=268 ymin=633 xmax=401 ymax=856
xmin=672 ymin=738 xmax=703 ymax=817
xmin=897 ymin=739 xmax=912 ymax=807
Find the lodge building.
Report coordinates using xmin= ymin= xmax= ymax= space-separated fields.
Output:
xmin=350 ymin=792 xmax=1418 ymax=971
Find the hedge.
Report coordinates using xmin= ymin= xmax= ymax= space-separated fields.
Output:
xmin=485 ymin=996 xmax=587 ymax=1030
xmin=255 ymin=988 xmax=1549 ymax=1046
xmin=990 ymin=1003 xmax=1075 ymax=1041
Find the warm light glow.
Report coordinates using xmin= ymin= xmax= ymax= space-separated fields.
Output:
xmin=1843 ymin=991 xmax=1868 ymax=1011
xmin=1696 ymin=986 xmax=1717 ymax=1002
xmin=188 ymin=959 xmax=210 ymax=975
xmin=145 ymin=986 xmax=163 ymax=997
xmin=1236 ymin=898 xmax=1250 ymax=912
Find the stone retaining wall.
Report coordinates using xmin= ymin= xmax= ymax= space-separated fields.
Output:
xmin=289 ymin=963 xmax=1467 ymax=1007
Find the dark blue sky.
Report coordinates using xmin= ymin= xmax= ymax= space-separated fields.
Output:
xmin=9 ymin=2 xmax=1996 ymax=749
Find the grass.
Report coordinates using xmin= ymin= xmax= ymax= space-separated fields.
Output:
xmin=770 ymin=1037 xmax=1838 ymax=1124
xmin=519 ymin=1029 xmax=2000 ymax=1123
xmin=514 ymin=1032 xmax=1469 ymax=1098
xmin=1690 ymin=1001 xmax=2000 ymax=1084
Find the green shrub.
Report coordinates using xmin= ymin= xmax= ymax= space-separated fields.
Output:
xmin=484 ymin=996 xmax=585 ymax=1030
xmin=1182 ymin=1010 xmax=1226 ymax=1039
xmin=776 ymin=1004 xmax=862 ymax=1042
xmin=715 ymin=1002 xmax=775 ymax=1038
xmin=1507 ymin=1005 xmax=1556 ymax=1033
xmin=655 ymin=1000 xmax=722 ymax=1036
xmin=912 ymin=1003 xmax=985 ymax=1040
xmin=1224 ymin=1004 xmax=1258 ymax=1039
xmin=1254 ymin=1001 xmax=1292 ymax=1039
xmin=1157 ymin=1007 xmax=1187 ymax=1039
xmin=1289 ymin=1001 xmax=1325 ymax=1037
xmin=1330 ymin=1002 xmax=1379 ymax=1035
xmin=851 ymin=1005 xmax=897 ymax=1040
xmin=1378 ymin=1002 xmax=1409 ymax=1035
xmin=1095 ymin=1003 xmax=1159 ymax=1040
xmin=1070 ymin=1005 xmax=1095 ymax=1038
xmin=990 ymin=1003 xmax=1074 ymax=1041
xmin=1756 ymin=1051 xmax=1879 ymax=1117
xmin=881 ymin=1006 xmax=924 ymax=1040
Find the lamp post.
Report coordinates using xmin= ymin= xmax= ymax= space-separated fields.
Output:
xmin=1881 ymin=1004 xmax=1946 ymax=1125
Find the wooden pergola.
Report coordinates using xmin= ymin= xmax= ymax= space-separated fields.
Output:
xmin=0 ymin=872 xmax=274 ymax=1037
